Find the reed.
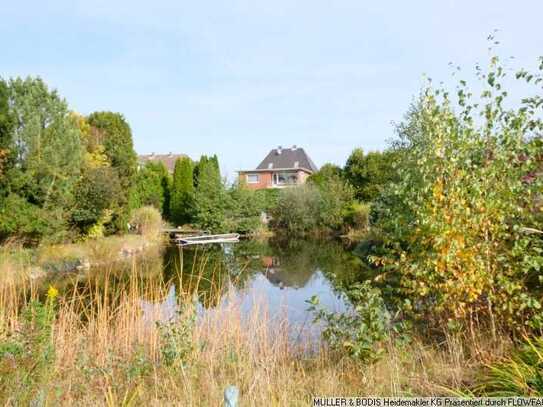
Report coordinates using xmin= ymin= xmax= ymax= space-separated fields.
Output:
xmin=0 ymin=248 xmax=513 ymax=405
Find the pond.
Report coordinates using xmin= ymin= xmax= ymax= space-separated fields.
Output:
xmin=43 ymin=238 xmax=370 ymax=343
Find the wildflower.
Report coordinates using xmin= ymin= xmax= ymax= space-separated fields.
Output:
xmin=47 ymin=285 xmax=59 ymax=301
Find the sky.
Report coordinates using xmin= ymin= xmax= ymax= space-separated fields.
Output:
xmin=1 ymin=1 xmax=541 ymax=179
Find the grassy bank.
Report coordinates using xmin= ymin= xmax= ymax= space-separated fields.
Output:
xmin=0 ymin=233 xmax=164 ymax=286
xmin=0 ymin=254 xmax=516 ymax=405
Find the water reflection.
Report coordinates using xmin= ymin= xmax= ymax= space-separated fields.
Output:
xmin=158 ymin=239 xmax=366 ymax=335
xmin=40 ymin=239 xmax=368 ymax=341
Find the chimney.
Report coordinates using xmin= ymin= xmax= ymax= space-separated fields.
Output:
xmin=292 ymin=145 xmax=297 ymax=150
xmin=277 ymin=146 xmax=282 ymax=154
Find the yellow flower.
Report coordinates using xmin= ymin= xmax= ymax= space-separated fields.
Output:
xmin=47 ymin=285 xmax=59 ymax=300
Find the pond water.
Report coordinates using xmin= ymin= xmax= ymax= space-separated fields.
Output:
xmin=161 ymin=239 xmax=369 ymax=341
xmin=44 ymin=239 xmax=370 ymax=342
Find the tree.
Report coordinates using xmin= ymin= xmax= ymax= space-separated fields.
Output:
xmin=71 ymin=167 xmax=122 ymax=235
xmin=193 ymin=155 xmax=228 ymax=232
xmin=132 ymin=164 xmax=165 ymax=212
xmin=307 ymin=163 xmax=343 ymax=187
xmin=0 ymin=79 xmax=14 ymax=188
xmin=344 ymin=149 xmax=397 ymax=202
xmin=270 ymin=186 xmax=321 ymax=236
xmin=0 ymin=77 xmax=82 ymax=242
xmin=145 ymin=161 xmax=172 ymax=219
xmin=170 ymin=157 xmax=194 ymax=226
xmin=87 ymin=111 xmax=137 ymax=231
xmin=375 ymin=52 xmax=543 ymax=330
xmin=227 ymin=183 xmax=265 ymax=234
xmin=193 ymin=155 xmax=208 ymax=188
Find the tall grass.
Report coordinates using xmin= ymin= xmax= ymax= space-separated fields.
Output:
xmin=0 ymin=249 xmax=513 ymax=404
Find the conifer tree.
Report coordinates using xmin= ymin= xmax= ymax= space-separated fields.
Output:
xmin=170 ymin=157 xmax=194 ymax=225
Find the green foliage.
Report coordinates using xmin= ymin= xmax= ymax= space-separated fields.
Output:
xmin=132 ymin=163 xmax=166 ymax=212
xmin=344 ymin=148 xmax=398 ymax=202
xmin=0 ymin=79 xmax=14 ymax=184
xmin=374 ymin=51 xmax=543 ymax=330
xmin=307 ymin=163 xmax=343 ymax=187
xmin=270 ymin=185 xmax=321 ymax=236
xmin=226 ymin=183 xmax=265 ymax=234
xmin=0 ymin=77 xmax=82 ymax=242
xmin=270 ymin=177 xmax=354 ymax=236
xmin=170 ymin=157 xmax=195 ymax=226
xmin=343 ymin=201 xmax=371 ymax=232
xmin=0 ymin=299 xmax=56 ymax=403
xmin=307 ymin=282 xmax=391 ymax=361
xmin=87 ymin=111 xmax=137 ymax=232
xmin=130 ymin=206 xmax=163 ymax=239
xmin=255 ymin=188 xmax=280 ymax=212
xmin=476 ymin=336 xmax=543 ymax=396
xmin=86 ymin=112 xmax=137 ymax=186
xmin=193 ymin=155 xmax=228 ymax=232
xmin=72 ymin=167 xmax=122 ymax=234
xmin=157 ymin=308 xmax=195 ymax=370
xmin=148 ymin=161 xmax=173 ymax=220
xmin=317 ymin=176 xmax=355 ymax=231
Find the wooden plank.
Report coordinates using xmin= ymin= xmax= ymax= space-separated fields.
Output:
xmin=173 ymin=233 xmax=240 ymax=246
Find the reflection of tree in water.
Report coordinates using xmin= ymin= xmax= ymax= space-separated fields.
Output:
xmin=37 ymin=251 xmax=169 ymax=321
xmin=34 ymin=239 xmax=371 ymax=317
xmin=162 ymin=244 xmax=259 ymax=309
xmin=262 ymin=239 xmax=367 ymax=295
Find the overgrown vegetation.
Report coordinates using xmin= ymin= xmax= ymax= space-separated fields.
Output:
xmin=370 ymin=49 xmax=543 ymax=332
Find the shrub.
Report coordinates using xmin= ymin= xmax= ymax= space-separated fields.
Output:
xmin=270 ymin=185 xmax=321 ymax=236
xmin=226 ymin=184 xmax=265 ymax=234
xmin=130 ymin=206 xmax=163 ymax=239
xmin=270 ymin=177 xmax=355 ymax=236
xmin=343 ymin=202 xmax=370 ymax=232
xmin=374 ymin=50 xmax=543 ymax=330
xmin=307 ymin=282 xmax=392 ymax=361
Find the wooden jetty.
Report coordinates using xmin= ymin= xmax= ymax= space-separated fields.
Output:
xmin=172 ymin=233 xmax=240 ymax=247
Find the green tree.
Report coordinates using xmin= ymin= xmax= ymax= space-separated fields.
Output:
xmin=132 ymin=164 xmax=164 ymax=212
xmin=193 ymin=155 xmax=228 ymax=232
xmin=146 ymin=161 xmax=172 ymax=219
xmin=193 ymin=155 xmax=208 ymax=188
xmin=0 ymin=79 xmax=14 ymax=189
xmin=0 ymin=77 xmax=82 ymax=242
xmin=270 ymin=186 xmax=321 ymax=236
xmin=87 ymin=111 xmax=137 ymax=231
xmin=307 ymin=163 xmax=343 ymax=187
xmin=344 ymin=148 xmax=397 ymax=202
xmin=71 ymin=167 xmax=122 ymax=234
xmin=375 ymin=52 xmax=543 ymax=330
xmin=170 ymin=157 xmax=194 ymax=226
xmin=227 ymin=183 xmax=265 ymax=234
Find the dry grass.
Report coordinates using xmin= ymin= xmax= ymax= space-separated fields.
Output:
xmin=0 ymin=250 xmax=512 ymax=405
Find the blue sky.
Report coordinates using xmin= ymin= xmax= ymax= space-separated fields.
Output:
xmin=1 ymin=1 xmax=541 ymax=178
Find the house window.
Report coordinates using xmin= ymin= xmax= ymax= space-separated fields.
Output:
xmin=273 ymin=172 xmax=298 ymax=185
xmin=247 ymin=174 xmax=259 ymax=184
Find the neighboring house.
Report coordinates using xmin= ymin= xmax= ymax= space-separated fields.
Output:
xmin=137 ymin=152 xmax=188 ymax=173
xmin=238 ymin=146 xmax=318 ymax=190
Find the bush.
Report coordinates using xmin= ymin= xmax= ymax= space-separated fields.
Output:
xmin=307 ymin=282 xmax=392 ymax=361
xmin=374 ymin=51 xmax=543 ymax=330
xmin=270 ymin=186 xmax=321 ymax=236
xmin=270 ymin=177 xmax=355 ymax=236
xmin=130 ymin=206 xmax=163 ymax=239
xmin=343 ymin=202 xmax=370 ymax=232
xmin=226 ymin=184 xmax=265 ymax=234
